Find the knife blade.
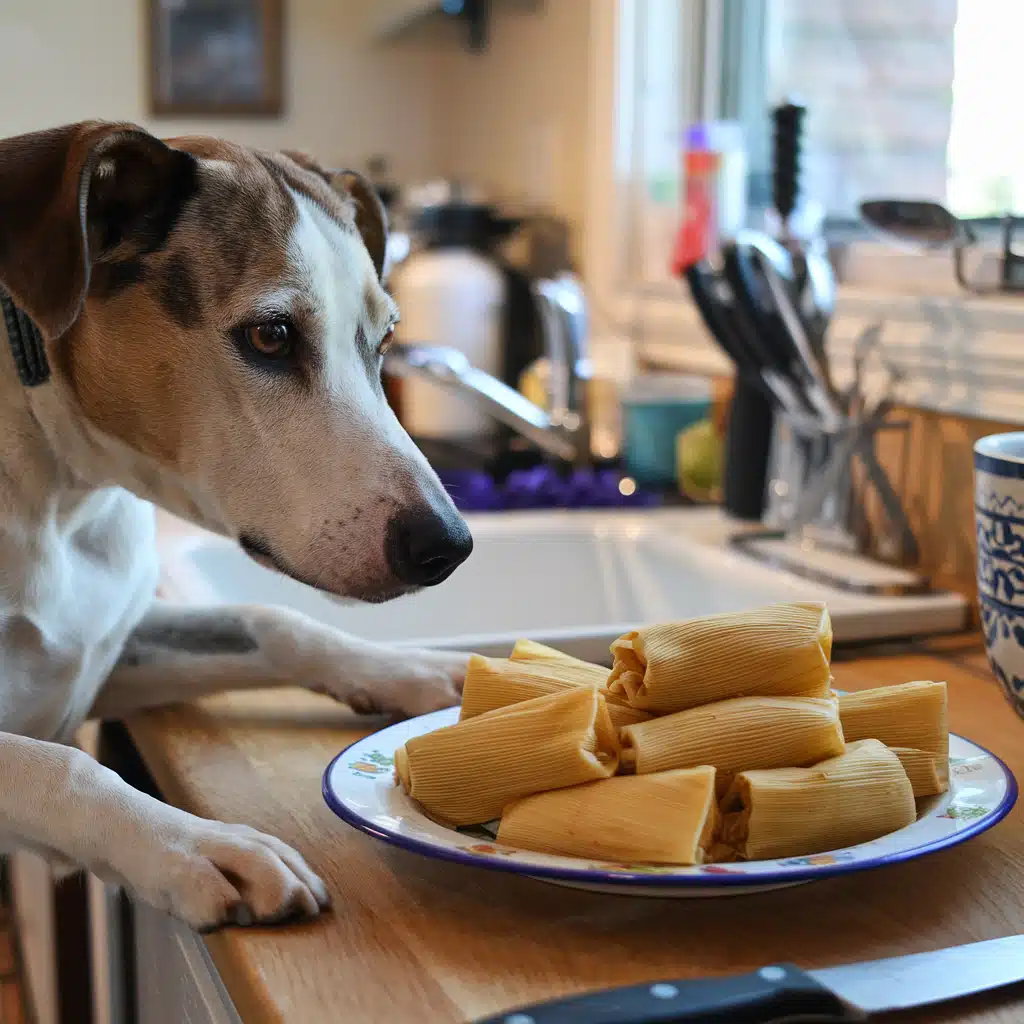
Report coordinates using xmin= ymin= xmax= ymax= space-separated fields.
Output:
xmin=474 ymin=935 xmax=1024 ymax=1024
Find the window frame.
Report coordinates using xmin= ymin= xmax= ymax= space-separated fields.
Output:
xmin=582 ymin=0 xmax=1024 ymax=356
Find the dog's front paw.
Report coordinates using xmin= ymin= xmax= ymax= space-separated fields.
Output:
xmin=139 ymin=820 xmax=330 ymax=931
xmin=336 ymin=645 xmax=470 ymax=717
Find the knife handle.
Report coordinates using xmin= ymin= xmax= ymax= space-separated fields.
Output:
xmin=475 ymin=965 xmax=866 ymax=1024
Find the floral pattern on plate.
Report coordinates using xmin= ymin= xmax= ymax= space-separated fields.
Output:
xmin=348 ymin=751 xmax=394 ymax=778
xmin=324 ymin=707 xmax=1017 ymax=898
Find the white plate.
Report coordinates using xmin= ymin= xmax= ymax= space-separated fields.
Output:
xmin=323 ymin=708 xmax=1017 ymax=897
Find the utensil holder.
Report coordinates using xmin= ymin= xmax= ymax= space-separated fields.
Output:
xmin=764 ymin=419 xmax=854 ymax=539
xmin=735 ymin=406 xmax=926 ymax=595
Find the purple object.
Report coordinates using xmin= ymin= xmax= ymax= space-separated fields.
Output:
xmin=436 ymin=470 xmax=499 ymax=512
xmin=437 ymin=466 xmax=661 ymax=512
xmin=685 ymin=122 xmax=711 ymax=150
xmin=504 ymin=467 xmax=567 ymax=508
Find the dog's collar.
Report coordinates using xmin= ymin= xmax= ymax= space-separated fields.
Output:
xmin=0 ymin=287 xmax=50 ymax=387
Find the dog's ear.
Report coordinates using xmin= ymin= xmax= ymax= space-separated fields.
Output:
xmin=333 ymin=170 xmax=389 ymax=283
xmin=280 ymin=150 xmax=388 ymax=282
xmin=0 ymin=121 xmax=197 ymax=339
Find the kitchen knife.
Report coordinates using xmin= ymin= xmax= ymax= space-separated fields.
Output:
xmin=475 ymin=935 xmax=1024 ymax=1024
xmin=683 ymin=261 xmax=767 ymax=385
xmin=720 ymin=240 xmax=797 ymax=383
xmin=758 ymin=254 xmax=843 ymax=427
xmin=684 ymin=262 xmax=813 ymax=425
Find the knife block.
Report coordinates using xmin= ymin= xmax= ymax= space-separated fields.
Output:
xmin=722 ymin=377 xmax=774 ymax=520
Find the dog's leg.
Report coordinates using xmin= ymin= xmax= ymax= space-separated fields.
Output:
xmin=91 ymin=602 xmax=468 ymax=720
xmin=0 ymin=731 xmax=329 ymax=930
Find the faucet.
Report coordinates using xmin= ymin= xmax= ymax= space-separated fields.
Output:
xmin=383 ymin=274 xmax=591 ymax=465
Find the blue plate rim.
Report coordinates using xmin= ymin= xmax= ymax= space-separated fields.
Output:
xmin=321 ymin=715 xmax=1019 ymax=889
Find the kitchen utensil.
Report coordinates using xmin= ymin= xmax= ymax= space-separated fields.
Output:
xmin=778 ymin=401 xmax=917 ymax=565
xmin=758 ymin=262 xmax=844 ymax=530
xmin=475 ymin=935 xmax=1024 ymax=1023
xmin=849 ymin=321 xmax=883 ymax=413
xmin=723 ymin=234 xmax=824 ymax=417
xmin=802 ymin=236 xmax=837 ymax=347
xmin=725 ymin=233 xmax=839 ymax=523
xmin=975 ymin=432 xmax=1024 ymax=719
xmin=683 ymin=259 xmax=821 ymax=520
xmin=860 ymin=198 xmax=971 ymax=251
xmin=849 ymin=396 xmax=917 ymax=562
xmin=770 ymin=103 xmax=830 ymax=342
xmin=684 ymin=262 xmax=768 ymax=387
xmin=685 ymin=261 xmax=810 ymax=420
xmin=860 ymin=196 xmax=978 ymax=292
xmin=768 ymin=101 xmax=839 ymax=394
xmin=746 ymin=237 xmax=848 ymax=519
xmin=860 ymin=198 xmax=1024 ymax=296
xmin=721 ymin=239 xmax=794 ymax=380
xmin=758 ymin=255 xmax=843 ymax=427
xmin=770 ymin=102 xmax=803 ymax=233
xmin=695 ymin=245 xmax=819 ymax=524
xmin=323 ymin=708 xmax=1015 ymax=898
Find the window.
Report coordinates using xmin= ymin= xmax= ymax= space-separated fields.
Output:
xmin=580 ymin=0 xmax=1024 ymax=430
xmin=595 ymin=0 xmax=1023 ymax=301
xmin=757 ymin=0 xmax=1019 ymax=221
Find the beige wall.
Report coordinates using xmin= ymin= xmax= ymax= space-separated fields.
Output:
xmin=0 ymin=0 xmax=445 ymax=180
xmin=0 ymin=1 xmax=592 ymax=243
xmin=435 ymin=0 xmax=592 ymax=252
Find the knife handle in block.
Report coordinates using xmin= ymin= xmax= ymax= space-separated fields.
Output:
xmin=475 ymin=965 xmax=865 ymax=1024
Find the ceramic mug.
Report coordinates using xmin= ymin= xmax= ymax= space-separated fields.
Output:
xmin=974 ymin=432 xmax=1024 ymax=719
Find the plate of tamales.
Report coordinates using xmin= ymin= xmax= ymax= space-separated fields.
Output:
xmin=323 ymin=602 xmax=1016 ymax=896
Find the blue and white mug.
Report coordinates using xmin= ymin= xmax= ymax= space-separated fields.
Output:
xmin=975 ymin=432 xmax=1024 ymax=719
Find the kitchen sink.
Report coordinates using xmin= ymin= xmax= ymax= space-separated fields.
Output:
xmin=161 ymin=508 xmax=967 ymax=662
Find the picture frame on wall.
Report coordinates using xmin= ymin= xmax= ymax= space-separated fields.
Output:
xmin=148 ymin=0 xmax=284 ymax=117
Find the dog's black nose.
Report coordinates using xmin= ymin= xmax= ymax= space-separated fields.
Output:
xmin=386 ymin=508 xmax=474 ymax=587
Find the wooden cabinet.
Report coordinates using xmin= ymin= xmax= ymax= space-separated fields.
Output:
xmin=130 ymin=896 xmax=241 ymax=1024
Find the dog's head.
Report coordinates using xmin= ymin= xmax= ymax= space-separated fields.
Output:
xmin=0 ymin=121 xmax=472 ymax=602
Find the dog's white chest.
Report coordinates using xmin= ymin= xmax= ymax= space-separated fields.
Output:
xmin=0 ymin=489 xmax=159 ymax=740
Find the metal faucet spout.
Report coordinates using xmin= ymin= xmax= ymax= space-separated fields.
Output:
xmin=385 ymin=273 xmax=591 ymax=465
xmin=383 ymin=344 xmax=579 ymax=462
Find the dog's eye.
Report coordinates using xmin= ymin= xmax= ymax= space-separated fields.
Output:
xmin=243 ymin=321 xmax=294 ymax=360
xmin=378 ymin=326 xmax=395 ymax=356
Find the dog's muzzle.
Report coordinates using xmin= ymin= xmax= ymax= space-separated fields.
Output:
xmin=385 ymin=508 xmax=473 ymax=587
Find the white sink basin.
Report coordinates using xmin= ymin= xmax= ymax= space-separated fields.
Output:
xmin=161 ymin=508 xmax=967 ymax=662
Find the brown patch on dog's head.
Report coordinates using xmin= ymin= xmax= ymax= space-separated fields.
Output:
xmin=0 ymin=121 xmax=470 ymax=602
xmin=0 ymin=121 xmax=198 ymax=337
xmin=54 ymin=135 xmax=301 ymax=466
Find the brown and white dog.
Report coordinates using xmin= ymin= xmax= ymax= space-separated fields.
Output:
xmin=0 ymin=122 xmax=474 ymax=930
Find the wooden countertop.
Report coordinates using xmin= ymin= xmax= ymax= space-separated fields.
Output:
xmin=120 ymin=631 xmax=1024 ymax=1024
